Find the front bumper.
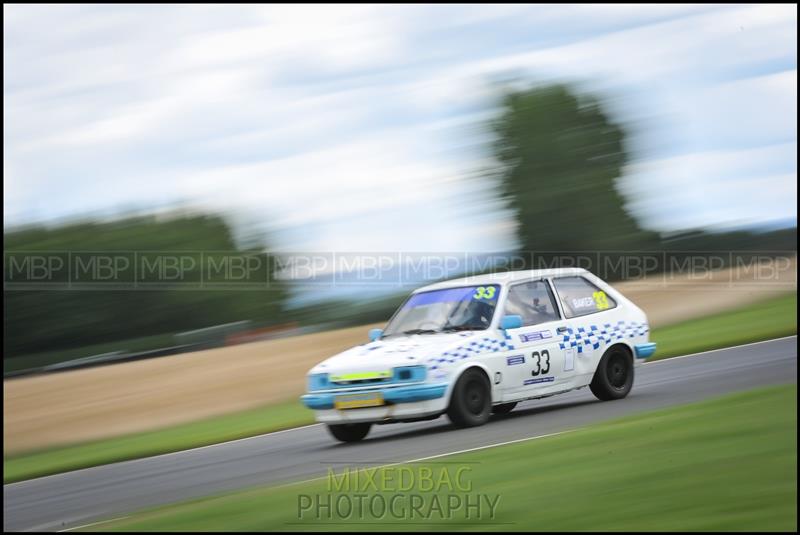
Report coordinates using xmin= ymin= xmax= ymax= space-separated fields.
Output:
xmin=301 ymin=382 xmax=448 ymax=410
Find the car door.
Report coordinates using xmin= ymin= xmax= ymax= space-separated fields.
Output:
xmin=499 ymin=278 xmax=571 ymax=401
xmin=550 ymin=275 xmax=625 ymax=388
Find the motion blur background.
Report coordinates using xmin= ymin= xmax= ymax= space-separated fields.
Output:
xmin=3 ymin=8 xmax=798 ymax=533
xmin=2 ymin=5 xmax=797 ymax=453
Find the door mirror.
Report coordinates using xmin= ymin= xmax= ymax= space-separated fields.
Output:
xmin=368 ymin=328 xmax=384 ymax=341
xmin=500 ymin=315 xmax=523 ymax=331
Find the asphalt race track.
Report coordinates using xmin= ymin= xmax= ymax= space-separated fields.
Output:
xmin=4 ymin=336 xmax=797 ymax=532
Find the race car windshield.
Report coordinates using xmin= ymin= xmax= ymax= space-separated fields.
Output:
xmin=381 ymin=285 xmax=500 ymax=338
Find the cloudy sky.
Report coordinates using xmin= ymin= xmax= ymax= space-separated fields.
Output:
xmin=4 ymin=4 xmax=797 ymax=252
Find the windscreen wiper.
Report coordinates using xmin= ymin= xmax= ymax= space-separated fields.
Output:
xmin=402 ymin=329 xmax=439 ymax=336
xmin=440 ymin=324 xmax=483 ymax=332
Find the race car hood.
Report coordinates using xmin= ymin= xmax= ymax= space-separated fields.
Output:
xmin=309 ymin=330 xmax=508 ymax=377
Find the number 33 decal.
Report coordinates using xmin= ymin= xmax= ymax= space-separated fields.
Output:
xmin=530 ymin=349 xmax=550 ymax=376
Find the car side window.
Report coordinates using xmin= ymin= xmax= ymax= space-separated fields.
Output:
xmin=503 ymin=280 xmax=560 ymax=326
xmin=552 ymin=276 xmax=617 ymax=318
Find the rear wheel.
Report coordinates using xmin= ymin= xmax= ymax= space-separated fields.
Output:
xmin=327 ymin=423 xmax=372 ymax=442
xmin=590 ymin=346 xmax=634 ymax=401
xmin=447 ymin=368 xmax=492 ymax=427
xmin=491 ymin=402 xmax=517 ymax=415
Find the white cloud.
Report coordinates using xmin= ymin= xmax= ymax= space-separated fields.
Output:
xmin=622 ymin=142 xmax=797 ymax=230
xmin=680 ymin=69 xmax=797 ymax=149
xmin=3 ymin=4 xmax=797 ymax=253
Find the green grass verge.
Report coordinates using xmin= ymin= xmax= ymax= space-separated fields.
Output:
xmin=94 ymin=384 xmax=797 ymax=532
xmin=5 ymin=293 xmax=797 ymax=484
xmin=649 ymin=293 xmax=797 ymax=360
xmin=3 ymin=400 xmax=315 ymax=484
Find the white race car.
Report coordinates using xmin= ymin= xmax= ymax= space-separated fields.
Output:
xmin=301 ymin=268 xmax=655 ymax=442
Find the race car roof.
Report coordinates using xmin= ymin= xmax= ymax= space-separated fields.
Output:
xmin=413 ymin=267 xmax=589 ymax=293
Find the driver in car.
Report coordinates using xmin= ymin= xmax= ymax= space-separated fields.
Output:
xmin=452 ymin=299 xmax=494 ymax=329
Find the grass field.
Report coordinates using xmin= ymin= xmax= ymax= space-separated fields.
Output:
xmin=650 ymin=293 xmax=797 ymax=360
xmin=2 ymin=399 xmax=314 ymax=484
xmin=93 ymin=384 xmax=798 ymax=532
xmin=4 ymin=293 xmax=796 ymax=484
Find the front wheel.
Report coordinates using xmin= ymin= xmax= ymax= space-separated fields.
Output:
xmin=447 ymin=368 xmax=492 ymax=428
xmin=590 ymin=346 xmax=634 ymax=401
xmin=327 ymin=423 xmax=372 ymax=443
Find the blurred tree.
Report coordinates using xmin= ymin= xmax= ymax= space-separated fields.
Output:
xmin=490 ymin=83 xmax=658 ymax=254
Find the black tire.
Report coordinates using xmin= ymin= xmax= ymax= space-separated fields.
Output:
xmin=326 ymin=423 xmax=372 ymax=443
xmin=491 ymin=402 xmax=518 ymax=415
xmin=447 ymin=368 xmax=492 ymax=427
xmin=590 ymin=346 xmax=634 ymax=401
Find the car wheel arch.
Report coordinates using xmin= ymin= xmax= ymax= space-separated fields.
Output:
xmin=445 ymin=363 xmax=494 ymax=406
xmin=605 ymin=342 xmax=634 ymax=363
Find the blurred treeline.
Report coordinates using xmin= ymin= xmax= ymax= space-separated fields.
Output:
xmin=4 ymin=214 xmax=287 ymax=361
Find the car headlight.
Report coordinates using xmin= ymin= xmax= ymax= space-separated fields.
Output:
xmin=393 ymin=365 xmax=427 ymax=382
xmin=307 ymin=373 xmax=330 ymax=391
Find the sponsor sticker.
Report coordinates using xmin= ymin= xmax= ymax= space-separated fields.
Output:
xmin=572 ymin=297 xmax=595 ymax=309
xmin=506 ymin=355 xmax=525 ymax=366
xmin=523 ymin=376 xmax=555 ymax=386
xmin=519 ymin=330 xmax=552 ymax=343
